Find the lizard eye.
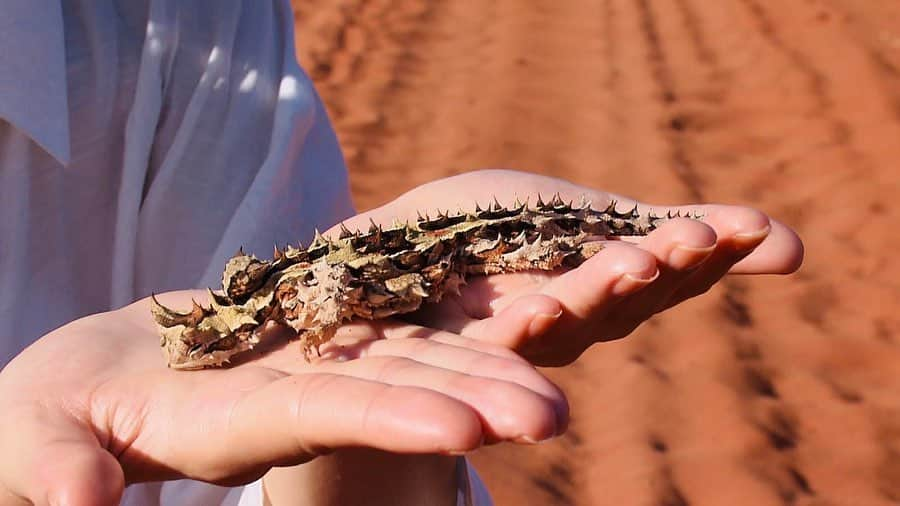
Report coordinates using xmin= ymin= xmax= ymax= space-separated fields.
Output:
xmin=188 ymin=343 xmax=205 ymax=356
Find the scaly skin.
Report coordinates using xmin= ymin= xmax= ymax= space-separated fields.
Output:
xmin=151 ymin=195 xmax=697 ymax=369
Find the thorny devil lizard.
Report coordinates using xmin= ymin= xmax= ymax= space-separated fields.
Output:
xmin=151 ymin=195 xmax=699 ymax=369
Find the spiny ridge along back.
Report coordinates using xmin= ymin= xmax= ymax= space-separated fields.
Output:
xmin=152 ymin=196 xmax=698 ymax=369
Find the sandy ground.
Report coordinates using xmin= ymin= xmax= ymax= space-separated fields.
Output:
xmin=291 ymin=1 xmax=900 ymax=504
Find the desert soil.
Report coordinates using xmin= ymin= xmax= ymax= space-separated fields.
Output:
xmin=291 ymin=1 xmax=900 ymax=504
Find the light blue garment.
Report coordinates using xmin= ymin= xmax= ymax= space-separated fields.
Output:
xmin=0 ymin=2 xmax=492 ymax=505
xmin=0 ymin=0 xmax=354 ymax=368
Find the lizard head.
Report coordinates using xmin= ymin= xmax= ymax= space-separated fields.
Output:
xmin=150 ymin=295 xmax=254 ymax=369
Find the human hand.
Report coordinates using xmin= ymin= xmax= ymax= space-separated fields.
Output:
xmin=341 ymin=169 xmax=804 ymax=366
xmin=0 ymin=291 xmax=566 ymax=506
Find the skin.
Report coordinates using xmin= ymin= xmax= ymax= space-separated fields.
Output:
xmin=267 ymin=170 xmax=803 ymax=505
xmin=0 ymin=291 xmax=566 ymax=506
xmin=342 ymin=169 xmax=803 ymax=366
xmin=0 ymin=171 xmax=802 ymax=506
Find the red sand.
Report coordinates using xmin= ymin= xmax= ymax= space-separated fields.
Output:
xmin=292 ymin=1 xmax=900 ymax=504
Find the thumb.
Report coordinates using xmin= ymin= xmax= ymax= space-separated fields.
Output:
xmin=460 ymin=294 xmax=563 ymax=349
xmin=0 ymin=405 xmax=124 ymax=506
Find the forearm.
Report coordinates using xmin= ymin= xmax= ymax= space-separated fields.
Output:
xmin=262 ymin=450 xmax=458 ymax=506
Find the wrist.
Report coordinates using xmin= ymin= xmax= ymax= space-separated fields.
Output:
xmin=0 ymin=486 xmax=28 ymax=506
xmin=262 ymin=449 xmax=458 ymax=506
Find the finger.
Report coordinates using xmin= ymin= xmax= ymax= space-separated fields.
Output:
xmin=520 ymin=218 xmax=716 ymax=365
xmin=188 ymin=372 xmax=487 ymax=477
xmin=730 ymin=217 xmax=804 ymax=274
xmin=461 ymin=294 xmax=562 ymax=350
xmin=0 ymin=405 xmax=124 ymax=506
xmin=612 ymin=218 xmax=716 ymax=319
xmin=540 ymin=242 xmax=659 ymax=320
xmin=663 ymin=206 xmax=772 ymax=306
xmin=354 ymin=336 xmax=567 ymax=415
xmin=377 ymin=320 xmax=534 ymax=363
xmin=312 ymin=356 xmax=562 ymax=443
xmin=637 ymin=217 xmax=718 ymax=271
xmin=455 ymin=272 xmax=558 ymax=318
xmin=454 ymin=294 xmax=563 ymax=352
xmin=493 ymin=244 xmax=658 ymax=366
xmin=603 ymin=199 xmax=803 ymax=275
xmin=651 ymin=204 xmax=801 ymax=275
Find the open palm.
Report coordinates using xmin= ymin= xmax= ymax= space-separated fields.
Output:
xmin=341 ymin=170 xmax=803 ymax=365
xmin=0 ymin=290 xmax=566 ymax=505
xmin=0 ymin=170 xmax=802 ymax=505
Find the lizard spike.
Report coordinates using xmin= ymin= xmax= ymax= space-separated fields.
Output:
xmin=368 ymin=218 xmax=380 ymax=233
xmin=474 ymin=201 xmax=483 ymax=213
xmin=150 ymin=293 xmax=173 ymax=318
xmin=338 ymin=222 xmax=353 ymax=239
xmin=372 ymin=223 xmax=383 ymax=242
xmin=491 ymin=195 xmax=503 ymax=211
xmin=511 ymin=198 xmax=527 ymax=214
xmin=207 ymin=287 xmax=231 ymax=307
xmin=150 ymin=294 xmax=175 ymax=330
xmin=150 ymin=293 xmax=198 ymax=328
xmin=416 ymin=210 xmax=425 ymax=222
xmin=536 ymin=193 xmax=547 ymax=209
xmin=513 ymin=195 xmax=522 ymax=209
xmin=511 ymin=229 xmax=528 ymax=244
xmin=551 ymin=192 xmax=564 ymax=207
xmin=311 ymin=229 xmax=324 ymax=246
xmin=604 ymin=200 xmax=618 ymax=214
xmin=578 ymin=195 xmax=590 ymax=210
xmin=232 ymin=246 xmax=245 ymax=259
xmin=273 ymin=244 xmax=284 ymax=261
xmin=630 ymin=205 xmax=640 ymax=218
xmin=190 ymin=298 xmax=208 ymax=317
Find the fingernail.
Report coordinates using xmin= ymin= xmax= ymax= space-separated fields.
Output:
xmin=733 ymin=225 xmax=771 ymax=251
xmin=514 ymin=434 xmax=552 ymax=444
xmin=612 ymin=270 xmax=659 ymax=296
xmin=668 ymin=243 xmax=715 ymax=269
xmin=528 ymin=309 xmax=563 ymax=336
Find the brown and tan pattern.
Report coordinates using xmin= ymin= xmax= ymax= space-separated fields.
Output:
xmin=153 ymin=198 xmax=679 ymax=369
xmin=291 ymin=1 xmax=900 ymax=504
